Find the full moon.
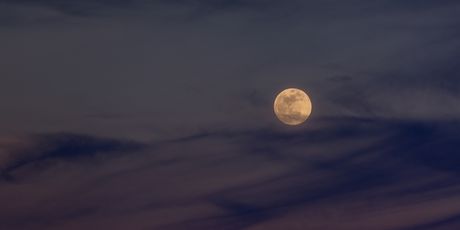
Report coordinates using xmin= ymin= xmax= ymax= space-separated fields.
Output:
xmin=274 ymin=88 xmax=312 ymax=125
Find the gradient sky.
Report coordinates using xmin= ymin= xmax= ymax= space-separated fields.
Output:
xmin=1 ymin=1 xmax=460 ymax=229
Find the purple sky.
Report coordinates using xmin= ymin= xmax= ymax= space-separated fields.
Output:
xmin=1 ymin=1 xmax=460 ymax=229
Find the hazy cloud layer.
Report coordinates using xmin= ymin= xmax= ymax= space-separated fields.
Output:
xmin=1 ymin=0 xmax=460 ymax=140
xmin=1 ymin=118 xmax=460 ymax=229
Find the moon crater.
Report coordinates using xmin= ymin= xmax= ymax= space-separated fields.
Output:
xmin=274 ymin=88 xmax=312 ymax=125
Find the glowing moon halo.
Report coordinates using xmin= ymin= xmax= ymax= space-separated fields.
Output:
xmin=274 ymin=88 xmax=312 ymax=125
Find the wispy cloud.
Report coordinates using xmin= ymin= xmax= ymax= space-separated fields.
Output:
xmin=1 ymin=117 xmax=460 ymax=229
xmin=0 ymin=133 xmax=144 ymax=181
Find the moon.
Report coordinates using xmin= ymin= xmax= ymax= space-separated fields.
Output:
xmin=274 ymin=88 xmax=312 ymax=125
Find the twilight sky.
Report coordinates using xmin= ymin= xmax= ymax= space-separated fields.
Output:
xmin=1 ymin=1 xmax=460 ymax=229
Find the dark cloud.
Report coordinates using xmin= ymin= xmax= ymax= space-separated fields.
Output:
xmin=1 ymin=0 xmax=137 ymax=15
xmin=405 ymin=213 xmax=460 ymax=230
xmin=162 ymin=118 xmax=460 ymax=229
xmin=0 ymin=0 xmax=276 ymax=18
xmin=1 ymin=118 xmax=459 ymax=229
xmin=0 ymin=133 xmax=144 ymax=181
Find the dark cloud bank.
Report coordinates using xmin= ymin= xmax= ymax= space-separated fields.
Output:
xmin=1 ymin=117 xmax=460 ymax=229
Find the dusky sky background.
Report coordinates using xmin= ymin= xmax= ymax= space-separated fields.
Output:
xmin=1 ymin=0 xmax=460 ymax=229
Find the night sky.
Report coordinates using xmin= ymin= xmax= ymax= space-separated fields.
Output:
xmin=1 ymin=1 xmax=460 ymax=229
